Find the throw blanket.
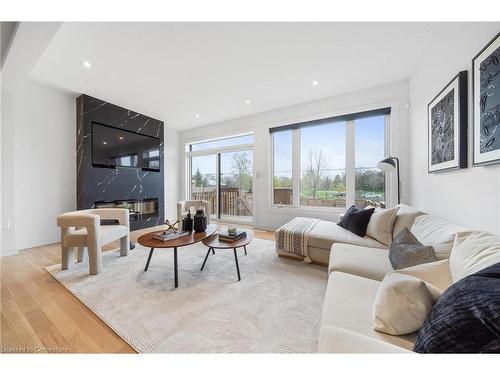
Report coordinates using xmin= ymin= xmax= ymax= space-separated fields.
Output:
xmin=276 ymin=217 xmax=320 ymax=263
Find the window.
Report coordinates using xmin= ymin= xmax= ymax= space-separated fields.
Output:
xmin=300 ymin=121 xmax=346 ymax=207
xmin=355 ymin=116 xmax=386 ymax=208
xmin=188 ymin=134 xmax=254 ymax=222
xmin=190 ymin=134 xmax=253 ymax=151
xmin=272 ymin=130 xmax=293 ymax=205
xmin=271 ymin=109 xmax=389 ymax=209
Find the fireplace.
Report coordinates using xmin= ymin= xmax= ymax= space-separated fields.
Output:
xmin=95 ymin=198 xmax=159 ymax=224
xmin=77 ymin=94 xmax=165 ymax=231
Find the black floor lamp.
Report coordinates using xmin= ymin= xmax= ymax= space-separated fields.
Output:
xmin=377 ymin=156 xmax=400 ymax=205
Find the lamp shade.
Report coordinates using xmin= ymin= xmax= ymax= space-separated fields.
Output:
xmin=377 ymin=157 xmax=396 ymax=172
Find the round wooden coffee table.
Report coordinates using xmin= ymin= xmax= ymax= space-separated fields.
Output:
xmin=201 ymin=231 xmax=253 ymax=281
xmin=137 ymin=224 xmax=218 ymax=288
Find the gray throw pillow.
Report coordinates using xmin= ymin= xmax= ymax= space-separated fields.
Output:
xmin=389 ymin=228 xmax=437 ymax=270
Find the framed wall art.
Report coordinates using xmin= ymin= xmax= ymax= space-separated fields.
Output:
xmin=473 ymin=32 xmax=500 ymax=166
xmin=428 ymin=71 xmax=468 ymax=173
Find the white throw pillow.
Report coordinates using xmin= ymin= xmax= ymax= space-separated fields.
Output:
xmin=411 ymin=215 xmax=468 ymax=260
xmin=449 ymin=231 xmax=500 ymax=282
xmin=372 ymin=272 xmax=439 ymax=335
xmin=394 ymin=259 xmax=452 ymax=294
xmin=392 ymin=204 xmax=422 ymax=240
xmin=366 ymin=206 xmax=400 ymax=246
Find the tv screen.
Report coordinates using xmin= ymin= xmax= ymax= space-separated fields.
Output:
xmin=92 ymin=122 xmax=160 ymax=171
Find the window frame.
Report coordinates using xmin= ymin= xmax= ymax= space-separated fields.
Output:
xmin=186 ymin=133 xmax=255 ymax=223
xmin=270 ymin=112 xmax=390 ymax=210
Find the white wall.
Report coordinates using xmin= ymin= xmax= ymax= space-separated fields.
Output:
xmin=180 ymin=80 xmax=410 ymax=230
xmin=409 ymin=23 xmax=500 ymax=235
xmin=1 ymin=23 xmax=181 ymax=255
xmin=1 ymin=23 xmax=77 ymax=255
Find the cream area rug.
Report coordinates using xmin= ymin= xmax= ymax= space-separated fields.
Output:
xmin=46 ymin=237 xmax=328 ymax=353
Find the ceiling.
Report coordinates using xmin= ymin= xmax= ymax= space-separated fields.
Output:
xmin=30 ymin=22 xmax=442 ymax=131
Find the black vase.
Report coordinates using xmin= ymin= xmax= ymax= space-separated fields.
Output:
xmin=182 ymin=211 xmax=193 ymax=232
xmin=193 ymin=209 xmax=207 ymax=232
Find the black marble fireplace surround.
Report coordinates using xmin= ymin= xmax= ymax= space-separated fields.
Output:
xmin=77 ymin=94 xmax=164 ymax=231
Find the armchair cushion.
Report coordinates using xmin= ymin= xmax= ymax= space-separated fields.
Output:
xmin=64 ymin=225 xmax=128 ymax=247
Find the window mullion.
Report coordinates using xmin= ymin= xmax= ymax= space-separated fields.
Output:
xmin=292 ymin=129 xmax=301 ymax=207
xmin=345 ymin=120 xmax=355 ymax=207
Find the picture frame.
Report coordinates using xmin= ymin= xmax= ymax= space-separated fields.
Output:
xmin=473 ymin=32 xmax=500 ymax=166
xmin=428 ymin=71 xmax=468 ymax=173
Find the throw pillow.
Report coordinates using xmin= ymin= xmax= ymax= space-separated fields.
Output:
xmin=411 ymin=214 xmax=468 ymax=260
xmin=389 ymin=228 xmax=437 ymax=270
xmin=337 ymin=205 xmax=375 ymax=237
xmin=394 ymin=259 xmax=452 ymax=294
xmin=414 ymin=261 xmax=500 ymax=353
xmin=366 ymin=206 xmax=400 ymax=246
xmin=449 ymin=230 xmax=500 ymax=282
xmin=392 ymin=204 xmax=423 ymax=240
xmin=373 ymin=272 xmax=440 ymax=335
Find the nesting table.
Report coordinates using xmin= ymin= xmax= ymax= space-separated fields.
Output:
xmin=137 ymin=224 xmax=218 ymax=288
xmin=200 ymin=231 xmax=253 ymax=281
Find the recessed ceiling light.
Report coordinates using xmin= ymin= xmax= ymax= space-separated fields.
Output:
xmin=312 ymin=80 xmax=319 ymax=86
xmin=102 ymin=141 xmax=107 ymax=145
xmin=195 ymin=114 xmax=200 ymax=118
xmin=82 ymin=61 xmax=92 ymax=68
xmin=245 ymin=99 xmax=251 ymax=104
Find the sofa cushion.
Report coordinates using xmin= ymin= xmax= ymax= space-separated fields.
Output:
xmin=338 ymin=205 xmax=375 ymax=237
xmin=394 ymin=259 xmax=452 ymax=293
xmin=308 ymin=220 xmax=387 ymax=251
xmin=328 ymin=243 xmax=392 ymax=281
xmin=449 ymin=231 xmax=500 ymax=282
xmin=414 ymin=261 xmax=500 ymax=353
xmin=319 ymin=326 xmax=412 ymax=353
xmin=392 ymin=204 xmax=422 ymax=239
xmin=373 ymin=273 xmax=439 ymax=335
xmin=389 ymin=228 xmax=437 ymax=270
xmin=320 ymin=272 xmax=416 ymax=350
xmin=366 ymin=206 xmax=400 ymax=246
xmin=411 ymin=214 xmax=468 ymax=260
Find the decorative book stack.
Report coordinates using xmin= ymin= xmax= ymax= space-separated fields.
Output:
xmin=218 ymin=229 xmax=247 ymax=242
xmin=152 ymin=230 xmax=190 ymax=241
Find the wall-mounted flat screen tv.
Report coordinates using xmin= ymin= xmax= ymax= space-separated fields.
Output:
xmin=92 ymin=122 xmax=160 ymax=171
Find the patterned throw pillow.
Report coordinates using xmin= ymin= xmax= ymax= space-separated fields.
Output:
xmin=414 ymin=261 xmax=500 ymax=353
xmin=389 ymin=228 xmax=437 ymax=270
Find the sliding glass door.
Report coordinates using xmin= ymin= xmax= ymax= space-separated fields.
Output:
xmin=220 ymin=150 xmax=253 ymax=222
xmin=190 ymin=155 xmax=218 ymax=220
xmin=188 ymin=134 xmax=254 ymax=223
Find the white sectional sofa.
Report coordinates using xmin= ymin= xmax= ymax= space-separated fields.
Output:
xmin=276 ymin=204 xmax=424 ymax=265
xmin=275 ymin=203 xmax=500 ymax=353
xmin=316 ymin=206 xmax=500 ymax=353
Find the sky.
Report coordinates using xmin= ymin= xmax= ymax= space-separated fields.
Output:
xmin=190 ymin=115 xmax=385 ymax=180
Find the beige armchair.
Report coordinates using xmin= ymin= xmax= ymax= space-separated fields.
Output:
xmin=177 ymin=200 xmax=211 ymax=228
xmin=57 ymin=208 xmax=130 ymax=275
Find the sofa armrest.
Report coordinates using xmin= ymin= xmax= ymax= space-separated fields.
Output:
xmin=319 ymin=326 xmax=413 ymax=354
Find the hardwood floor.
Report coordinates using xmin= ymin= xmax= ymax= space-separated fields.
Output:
xmin=0 ymin=225 xmax=275 ymax=353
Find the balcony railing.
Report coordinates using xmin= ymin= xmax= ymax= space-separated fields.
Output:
xmin=191 ymin=187 xmax=253 ymax=217
xmin=272 ymin=187 xmax=385 ymax=208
